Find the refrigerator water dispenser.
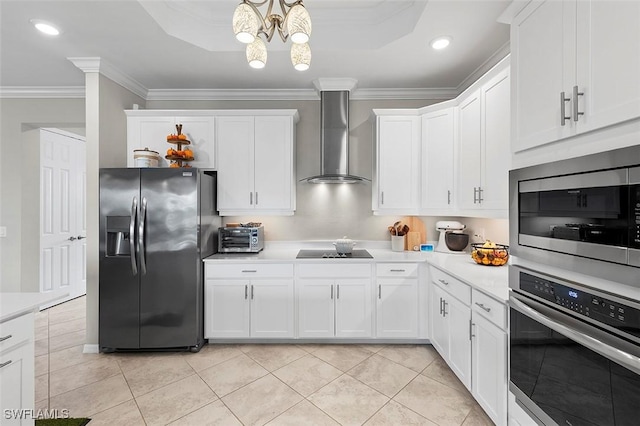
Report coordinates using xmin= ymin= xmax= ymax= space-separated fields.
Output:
xmin=106 ymin=216 xmax=132 ymax=256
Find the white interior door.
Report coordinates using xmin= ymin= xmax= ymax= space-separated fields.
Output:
xmin=40 ymin=129 xmax=86 ymax=308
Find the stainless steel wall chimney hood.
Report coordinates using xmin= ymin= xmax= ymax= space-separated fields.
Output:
xmin=303 ymin=90 xmax=369 ymax=184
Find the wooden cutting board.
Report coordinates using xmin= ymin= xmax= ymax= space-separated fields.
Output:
xmin=402 ymin=216 xmax=426 ymax=250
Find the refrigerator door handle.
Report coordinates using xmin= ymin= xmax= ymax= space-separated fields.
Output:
xmin=130 ymin=197 xmax=138 ymax=275
xmin=139 ymin=197 xmax=148 ymax=275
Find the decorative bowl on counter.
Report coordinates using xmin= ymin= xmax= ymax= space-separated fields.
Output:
xmin=333 ymin=236 xmax=356 ymax=254
xmin=471 ymin=242 xmax=509 ymax=266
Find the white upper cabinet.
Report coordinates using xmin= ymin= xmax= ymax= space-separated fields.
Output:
xmin=575 ymin=1 xmax=640 ymax=134
xmin=216 ymin=112 xmax=298 ymax=216
xmin=422 ymin=107 xmax=456 ymax=212
xmin=457 ymin=91 xmax=483 ymax=211
xmin=126 ymin=111 xmax=215 ymax=169
xmin=374 ymin=57 xmax=509 ymax=218
xmin=481 ymin=69 xmax=511 ymax=211
xmin=511 ymin=0 xmax=640 ymax=153
xmin=373 ymin=113 xmax=421 ymax=215
xmin=457 ymin=66 xmax=511 ymax=215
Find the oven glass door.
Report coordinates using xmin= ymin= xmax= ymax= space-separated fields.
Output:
xmin=510 ymin=294 xmax=640 ymax=426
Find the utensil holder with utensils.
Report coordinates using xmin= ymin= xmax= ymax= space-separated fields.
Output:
xmin=391 ymin=235 xmax=405 ymax=251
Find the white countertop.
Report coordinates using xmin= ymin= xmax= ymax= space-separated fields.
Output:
xmin=205 ymin=241 xmax=510 ymax=302
xmin=0 ymin=291 xmax=69 ymax=322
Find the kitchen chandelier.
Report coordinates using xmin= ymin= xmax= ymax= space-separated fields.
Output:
xmin=232 ymin=0 xmax=312 ymax=71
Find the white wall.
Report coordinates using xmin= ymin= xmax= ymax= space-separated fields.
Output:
xmin=84 ymin=74 xmax=146 ymax=346
xmin=0 ymin=98 xmax=85 ymax=292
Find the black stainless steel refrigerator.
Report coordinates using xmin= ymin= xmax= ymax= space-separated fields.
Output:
xmin=99 ymin=168 xmax=219 ymax=352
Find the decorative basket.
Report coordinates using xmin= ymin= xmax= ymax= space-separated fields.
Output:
xmin=471 ymin=243 xmax=509 ymax=266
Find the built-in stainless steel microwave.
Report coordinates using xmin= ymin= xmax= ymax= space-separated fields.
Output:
xmin=510 ymin=145 xmax=640 ymax=288
xmin=218 ymin=226 xmax=264 ymax=253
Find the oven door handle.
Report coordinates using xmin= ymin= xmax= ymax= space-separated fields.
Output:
xmin=510 ymin=294 xmax=640 ymax=375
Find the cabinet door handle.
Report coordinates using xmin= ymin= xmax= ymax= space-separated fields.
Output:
xmin=378 ymin=284 xmax=382 ymax=299
xmin=573 ymin=85 xmax=584 ymax=122
xmin=475 ymin=302 xmax=491 ymax=313
xmin=438 ymin=279 xmax=449 ymax=286
xmin=470 ymin=320 xmax=475 ymax=340
xmin=250 ymin=192 xmax=253 ymax=205
xmin=560 ymin=91 xmax=571 ymax=126
xmin=336 ymin=285 xmax=340 ymax=299
xmin=477 ymin=187 xmax=483 ymax=204
xmin=473 ymin=187 xmax=477 ymax=204
xmin=245 ymin=285 xmax=248 ymax=299
xmin=251 ymin=285 xmax=255 ymax=299
xmin=0 ymin=334 xmax=12 ymax=342
xmin=381 ymin=191 xmax=384 ymax=205
xmin=443 ymin=300 xmax=448 ymax=317
xmin=331 ymin=285 xmax=334 ymax=300
xmin=390 ymin=269 xmax=405 ymax=272
xmin=255 ymin=192 xmax=258 ymax=205
xmin=0 ymin=360 xmax=12 ymax=369
xmin=241 ymin=270 xmax=257 ymax=273
xmin=447 ymin=190 xmax=451 ymax=205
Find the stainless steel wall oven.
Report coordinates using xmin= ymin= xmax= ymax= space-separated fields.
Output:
xmin=509 ymin=146 xmax=640 ymax=425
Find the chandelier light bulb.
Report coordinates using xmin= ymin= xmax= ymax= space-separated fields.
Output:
xmin=233 ymin=3 xmax=259 ymax=44
xmin=247 ymin=37 xmax=267 ymax=69
xmin=286 ymin=4 xmax=312 ymax=44
xmin=233 ymin=0 xmax=312 ymax=69
xmin=291 ymin=42 xmax=311 ymax=71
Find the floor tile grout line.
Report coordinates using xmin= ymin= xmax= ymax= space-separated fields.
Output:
xmin=191 ymin=372 xmax=245 ymax=426
xmin=121 ymin=362 xmax=198 ymax=400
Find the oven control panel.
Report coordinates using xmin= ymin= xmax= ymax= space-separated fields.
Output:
xmin=632 ymin=183 xmax=640 ymax=248
xmin=519 ymin=272 xmax=639 ymax=339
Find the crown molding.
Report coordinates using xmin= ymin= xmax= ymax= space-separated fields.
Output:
xmin=146 ymin=88 xmax=319 ymax=101
xmin=0 ymin=86 xmax=85 ymax=99
xmin=313 ymin=78 xmax=359 ymax=93
xmin=67 ymin=57 xmax=148 ymax=99
xmin=351 ymin=88 xmax=457 ymax=101
xmin=456 ymin=42 xmax=511 ymax=93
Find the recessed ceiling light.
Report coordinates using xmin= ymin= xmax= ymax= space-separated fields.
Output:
xmin=30 ymin=19 xmax=60 ymax=36
xmin=430 ymin=36 xmax=451 ymax=50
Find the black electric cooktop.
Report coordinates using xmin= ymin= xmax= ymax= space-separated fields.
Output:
xmin=296 ymin=249 xmax=373 ymax=259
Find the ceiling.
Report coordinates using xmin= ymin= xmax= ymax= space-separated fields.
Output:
xmin=0 ymin=0 xmax=511 ymax=99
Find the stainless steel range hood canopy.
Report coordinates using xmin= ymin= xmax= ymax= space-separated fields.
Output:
xmin=303 ymin=90 xmax=369 ymax=184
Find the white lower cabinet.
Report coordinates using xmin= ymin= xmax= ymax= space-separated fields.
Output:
xmin=375 ymin=263 xmax=419 ymax=338
xmin=297 ymin=264 xmax=372 ymax=338
xmin=430 ymin=281 xmax=472 ymax=389
xmin=471 ymin=312 xmax=507 ymax=425
xmin=204 ymin=264 xmax=294 ymax=338
xmin=0 ymin=313 xmax=34 ymax=426
xmin=429 ymin=267 xmax=508 ymax=425
xmin=471 ymin=289 xmax=507 ymax=426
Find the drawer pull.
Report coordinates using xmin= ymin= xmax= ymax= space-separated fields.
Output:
xmin=438 ymin=279 xmax=449 ymax=285
xmin=390 ymin=269 xmax=406 ymax=272
xmin=0 ymin=334 xmax=12 ymax=342
xmin=475 ymin=302 xmax=491 ymax=312
xmin=241 ymin=270 xmax=257 ymax=273
xmin=0 ymin=360 xmax=12 ymax=369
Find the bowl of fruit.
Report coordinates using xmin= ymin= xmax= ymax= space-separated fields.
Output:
xmin=471 ymin=241 xmax=509 ymax=266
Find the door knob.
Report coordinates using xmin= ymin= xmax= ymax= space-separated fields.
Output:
xmin=77 ymin=236 xmax=86 ymax=240
xmin=68 ymin=236 xmax=77 ymax=241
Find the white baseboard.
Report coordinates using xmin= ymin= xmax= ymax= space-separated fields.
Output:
xmin=83 ymin=344 xmax=99 ymax=354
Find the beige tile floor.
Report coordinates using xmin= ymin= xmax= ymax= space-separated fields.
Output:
xmin=35 ymin=296 xmax=494 ymax=426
